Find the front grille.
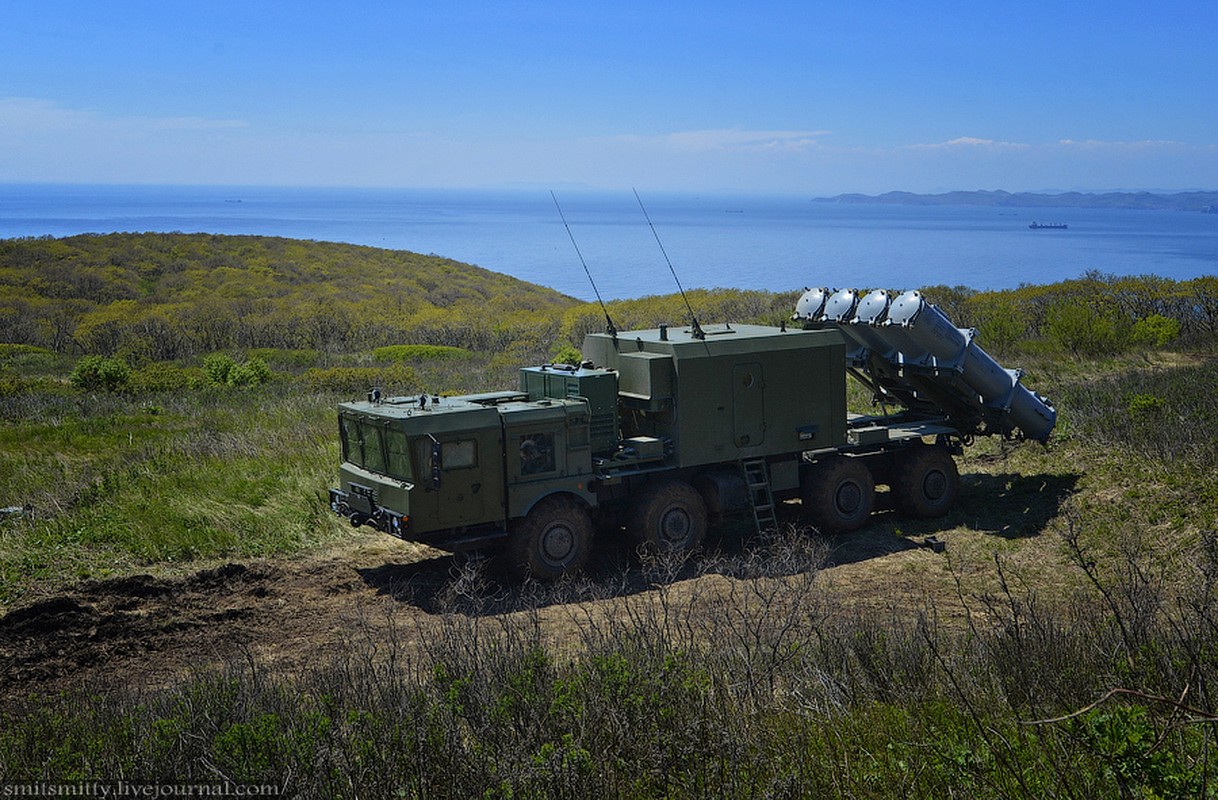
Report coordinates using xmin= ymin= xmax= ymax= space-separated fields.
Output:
xmin=348 ymin=483 xmax=376 ymax=514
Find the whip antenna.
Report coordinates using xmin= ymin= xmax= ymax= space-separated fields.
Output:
xmin=551 ymin=191 xmax=616 ymax=339
xmin=633 ymin=188 xmax=704 ymax=340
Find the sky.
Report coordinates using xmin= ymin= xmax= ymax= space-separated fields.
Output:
xmin=1 ymin=1 xmax=1216 ymax=195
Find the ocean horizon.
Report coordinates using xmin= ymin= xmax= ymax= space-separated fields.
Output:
xmin=2 ymin=183 xmax=1216 ymax=302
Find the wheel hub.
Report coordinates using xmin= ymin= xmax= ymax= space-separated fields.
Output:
xmin=540 ymin=523 xmax=575 ymax=564
xmin=658 ymin=507 xmax=692 ymax=547
xmin=835 ymin=481 xmax=862 ymax=515
xmin=922 ymin=469 xmax=947 ymax=501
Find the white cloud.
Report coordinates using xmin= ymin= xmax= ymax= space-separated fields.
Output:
xmin=1057 ymin=138 xmax=1190 ymax=150
xmin=0 ymin=97 xmax=247 ymax=136
xmin=618 ymin=128 xmax=831 ymax=153
xmin=908 ymin=136 xmax=1030 ymax=151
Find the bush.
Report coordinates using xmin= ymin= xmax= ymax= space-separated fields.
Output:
xmin=0 ymin=373 xmax=33 ymax=397
xmin=300 ymin=365 xmax=416 ymax=393
xmin=130 ymin=363 xmax=200 ymax=393
xmin=203 ymin=354 xmax=236 ymax=385
xmin=1130 ymin=314 xmax=1181 ymax=348
xmin=1126 ymin=392 xmax=1166 ymax=417
xmin=0 ymin=344 xmax=52 ymax=357
xmin=965 ymin=293 xmax=1027 ymax=355
xmin=227 ymin=357 xmax=273 ymax=387
xmin=69 ymin=355 xmax=130 ymax=392
xmin=372 ymin=344 xmax=473 ymax=362
xmin=201 ymin=354 xmax=272 ymax=387
xmin=551 ymin=344 xmax=582 ymax=366
xmin=1045 ymin=299 xmax=1127 ymax=357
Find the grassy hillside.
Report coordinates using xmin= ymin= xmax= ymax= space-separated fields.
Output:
xmin=0 ymin=232 xmax=578 ymax=357
xmin=2 ymin=233 xmax=1218 ymax=796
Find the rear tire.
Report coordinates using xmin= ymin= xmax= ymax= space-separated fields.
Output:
xmin=627 ymin=479 xmax=708 ymax=553
xmin=894 ymin=444 xmax=959 ymax=519
xmin=800 ymin=456 xmax=875 ymax=533
xmin=509 ymin=495 xmax=593 ymax=582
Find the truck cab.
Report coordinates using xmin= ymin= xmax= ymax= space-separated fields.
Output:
xmin=329 ymin=385 xmax=600 ymax=558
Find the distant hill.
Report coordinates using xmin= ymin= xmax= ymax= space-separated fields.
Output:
xmin=0 ymin=232 xmax=578 ymax=356
xmin=815 ymin=189 xmax=1218 ymax=211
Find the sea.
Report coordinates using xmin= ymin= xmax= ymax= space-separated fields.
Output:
xmin=2 ymin=184 xmax=1216 ymax=302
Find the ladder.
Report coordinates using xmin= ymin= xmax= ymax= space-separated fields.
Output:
xmin=741 ymin=458 xmax=778 ymax=535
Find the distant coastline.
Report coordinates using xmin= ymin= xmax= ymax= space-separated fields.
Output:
xmin=814 ymin=189 xmax=1218 ymax=212
xmin=3 ymin=185 xmax=1215 ymax=298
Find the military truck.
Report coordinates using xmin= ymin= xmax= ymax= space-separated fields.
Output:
xmin=329 ymin=288 xmax=1055 ymax=581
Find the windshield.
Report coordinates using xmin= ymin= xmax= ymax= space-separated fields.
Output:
xmin=340 ymin=416 xmax=413 ymax=482
xmin=385 ymin=428 xmax=412 ymax=481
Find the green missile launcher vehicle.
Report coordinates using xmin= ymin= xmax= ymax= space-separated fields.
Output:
xmin=330 ymin=292 xmax=1055 ymax=581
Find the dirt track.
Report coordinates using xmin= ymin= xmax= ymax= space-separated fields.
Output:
xmin=0 ymin=536 xmax=451 ymax=697
xmin=0 ymin=516 xmax=981 ymax=701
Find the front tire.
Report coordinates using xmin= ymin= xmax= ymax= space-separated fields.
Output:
xmin=509 ymin=495 xmax=593 ymax=582
xmin=894 ymin=444 xmax=959 ymax=519
xmin=627 ymin=479 xmax=708 ymax=553
xmin=800 ymin=456 xmax=875 ymax=533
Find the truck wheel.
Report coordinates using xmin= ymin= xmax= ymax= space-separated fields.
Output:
xmin=509 ymin=495 xmax=593 ymax=582
xmin=628 ymin=479 xmax=708 ymax=553
xmin=894 ymin=444 xmax=959 ymax=519
xmin=801 ymin=456 xmax=874 ymax=533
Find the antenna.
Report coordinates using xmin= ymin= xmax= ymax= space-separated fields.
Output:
xmin=551 ymin=192 xmax=617 ymax=339
xmin=633 ymin=188 xmax=704 ymax=340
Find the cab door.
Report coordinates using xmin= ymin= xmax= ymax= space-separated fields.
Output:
xmin=415 ymin=429 xmax=504 ymax=527
xmin=503 ymin=423 xmax=566 ymax=518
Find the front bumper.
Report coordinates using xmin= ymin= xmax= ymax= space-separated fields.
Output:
xmin=329 ymin=487 xmax=409 ymax=536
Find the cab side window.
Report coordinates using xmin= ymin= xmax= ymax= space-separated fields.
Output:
xmin=519 ymin=433 xmax=555 ymax=475
xmin=417 ymin=438 xmax=478 ymax=474
xmin=442 ymin=439 xmax=477 ymax=470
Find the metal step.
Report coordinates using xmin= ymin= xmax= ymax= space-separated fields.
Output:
xmin=741 ymin=458 xmax=777 ymax=535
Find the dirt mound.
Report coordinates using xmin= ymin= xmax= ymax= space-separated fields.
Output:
xmin=0 ymin=533 xmax=476 ymax=698
xmin=0 ymin=562 xmax=285 ymax=694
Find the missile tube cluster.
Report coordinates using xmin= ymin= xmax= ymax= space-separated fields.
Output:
xmin=795 ymin=287 xmax=1057 ymax=442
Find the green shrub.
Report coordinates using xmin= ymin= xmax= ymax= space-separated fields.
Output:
xmin=550 ymin=344 xmax=583 ymax=366
xmin=300 ymin=365 xmax=416 ymax=393
xmin=204 ymin=354 xmax=236 ymax=385
xmin=227 ymin=357 xmax=273 ymax=387
xmin=69 ymin=355 xmax=130 ymax=392
xmin=1126 ymin=392 xmax=1166 ymax=417
xmin=1045 ymin=299 xmax=1127 ymax=356
xmin=1130 ymin=314 xmax=1181 ymax=348
xmin=0 ymin=343 xmax=52 ymax=357
xmin=130 ymin=362 xmax=199 ymax=393
xmin=965 ymin=293 xmax=1027 ymax=354
xmin=200 ymin=355 xmax=272 ymax=387
xmin=1071 ymin=706 xmax=1204 ymax=798
xmin=372 ymin=344 xmax=473 ymax=362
